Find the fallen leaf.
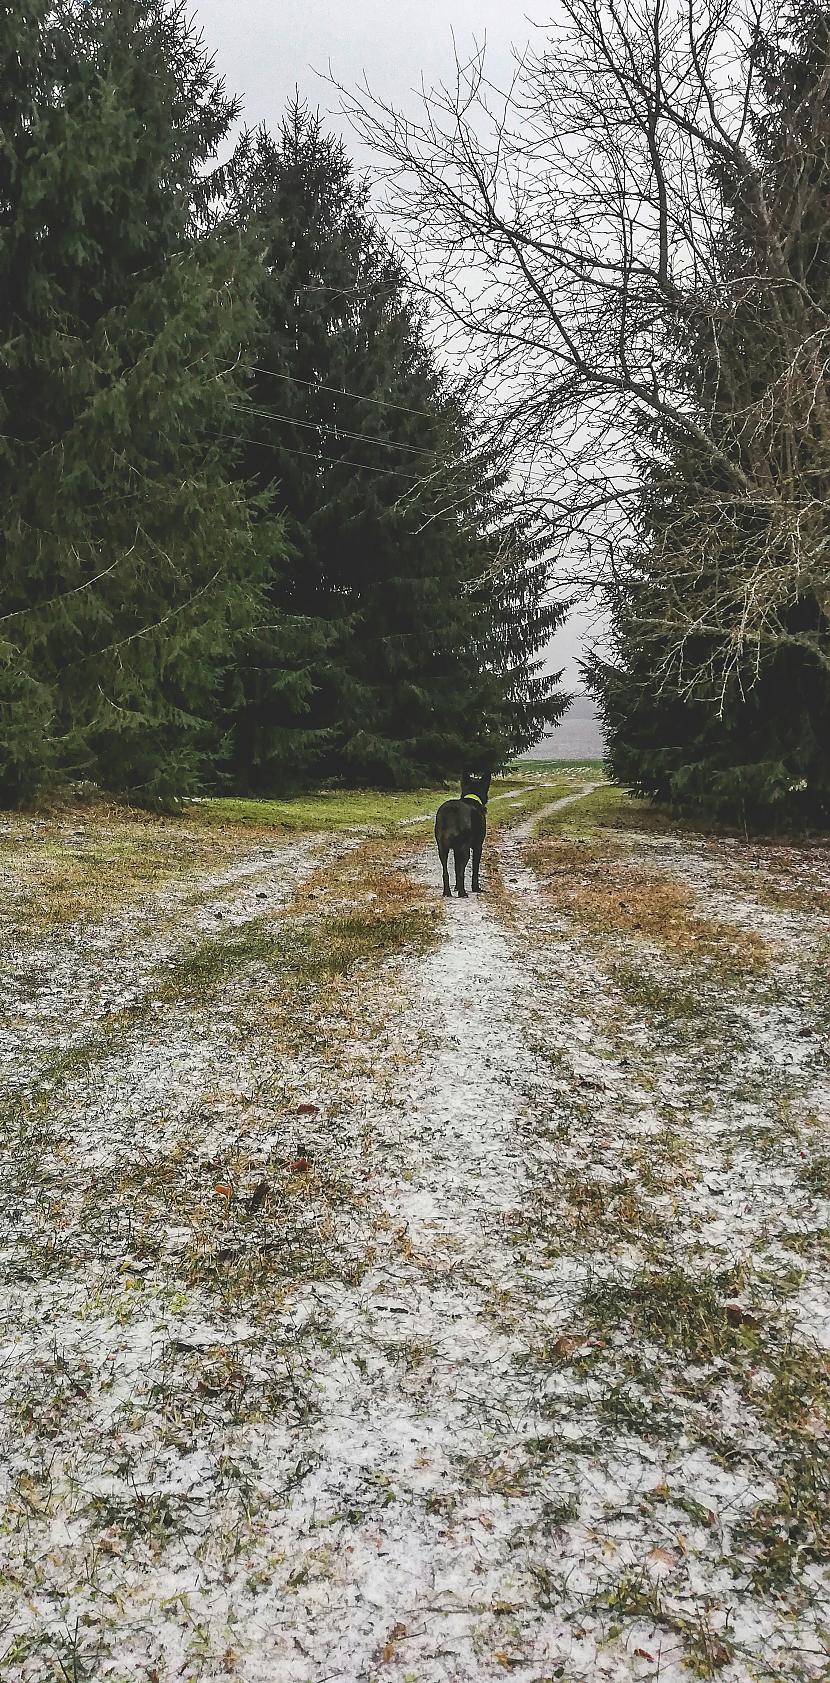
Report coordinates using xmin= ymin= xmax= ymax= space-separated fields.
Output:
xmin=549 ymin=1334 xmax=581 ymax=1359
xmin=709 ymin=1639 xmax=732 ymax=1669
xmin=725 ymin=1301 xmax=758 ymax=1327
xmin=17 ymin=1473 xmax=46 ymax=1512
xmin=214 ymin=1183 xmax=233 ymax=1199
xmin=634 ymin=1649 xmax=655 ymax=1662
xmin=380 ymin=1622 xmax=407 ymax=1662
xmin=801 ymin=1410 xmax=827 ymax=1439
xmin=648 ymin=1545 xmax=678 ymax=1569
xmin=296 ymin=1102 xmax=319 ymax=1115
xmin=290 ymin=1156 xmax=313 ymax=1174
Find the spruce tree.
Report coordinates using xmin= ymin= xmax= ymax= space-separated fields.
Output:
xmin=594 ymin=2 xmax=830 ymax=828
xmin=226 ymin=105 xmax=566 ymax=788
xmin=0 ymin=1 xmax=59 ymax=801
xmin=0 ymin=0 xmax=280 ymax=804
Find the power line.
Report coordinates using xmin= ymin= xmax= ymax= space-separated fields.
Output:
xmin=216 ymin=429 xmax=493 ymax=503
xmin=227 ymin=402 xmax=441 ymax=458
xmin=215 ymin=430 xmax=430 ymax=483
xmin=232 ymin=362 xmax=441 ymax=421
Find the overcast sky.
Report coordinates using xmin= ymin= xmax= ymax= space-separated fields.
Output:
xmin=192 ymin=0 xmax=595 ymax=692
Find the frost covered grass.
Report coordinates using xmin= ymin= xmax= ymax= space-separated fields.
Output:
xmin=0 ymin=802 xmax=254 ymax=930
xmin=0 ymin=782 xmax=828 ymax=1681
xmin=527 ymin=831 xmax=769 ymax=973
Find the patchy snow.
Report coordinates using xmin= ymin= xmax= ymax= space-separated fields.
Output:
xmin=0 ymin=789 xmax=828 ymax=1681
xmin=1 ymin=832 xmax=356 ymax=1088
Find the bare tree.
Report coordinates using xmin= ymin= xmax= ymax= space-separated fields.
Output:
xmin=336 ymin=0 xmax=830 ymax=693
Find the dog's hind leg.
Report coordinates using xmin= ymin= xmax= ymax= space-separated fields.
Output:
xmin=453 ymin=843 xmax=470 ymax=897
xmin=471 ymin=840 xmax=483 ymax=892
xmin=437 ymin=840 xmax=452 ymax=897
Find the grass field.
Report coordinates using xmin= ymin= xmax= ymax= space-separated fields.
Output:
xmin=1 ymin=776 xmax=828 ymax=1682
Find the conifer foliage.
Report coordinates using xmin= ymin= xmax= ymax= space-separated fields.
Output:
xmin=1 ymin=21 xmax=565 ymax=806
xmin=224 ymin=105 xmax=565 ymax=789
xmin=0 ymin=0 xmax=276 ymax=804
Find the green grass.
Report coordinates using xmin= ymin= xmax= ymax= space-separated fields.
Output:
xmin=530 ymin=780 xmax=773 ymax=841
xmin=157 ymin=906 xmax=439 ymax=1001
xmin=189 ymin=776 xmax=579 ymax=837
xmin=532 ymin=782 xmax=665 ymax=839
xmin=579 ymin=1257 xmax=830 ymax=1603
xmin=486 ymin=779 xmax=575 ymax=830
xmin=798 ymin=1150 xmax=830 ymax=1199
xmin=612 ymin=963 xmax=710 ymax=1025
xmin=584 ymin=1265 xmax=752 ymax=1359
xmin=189 ymin=786 xmax=454 ymax=833
xmin=529 ymin=776 xmax=830 ymax=844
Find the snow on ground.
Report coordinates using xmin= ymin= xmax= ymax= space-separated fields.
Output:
xmin=2 ymin=830 xmax=356 ymax=1085
xmin=0 ymin=788 xmax=828 ymax=1681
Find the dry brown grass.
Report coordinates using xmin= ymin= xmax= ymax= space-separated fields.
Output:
xmin=295 ymin=829 xmax=430 ymax=915
xmin=0 ymin=801 xmax=254 ymax=930
xmin=733 ymin=858 xmax=830 ymax=918
xmin=527 ymin=834 xmax=770 ymax=972
xmin=2 ymin=781 xmax=568 ymax=936
xmin=253 ymin=831 xmax=441 ymax=1059
xmin=544 ymin=1170 xmax=668 ymax=1250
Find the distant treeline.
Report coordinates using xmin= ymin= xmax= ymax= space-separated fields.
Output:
xmin=0 ymin=1 xmax=566 ymax=806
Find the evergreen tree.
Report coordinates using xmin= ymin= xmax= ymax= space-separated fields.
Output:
xmin=0 ymin=0 xmax=280 ymax=804
xmin=593 ymin=2 xmax=830 ymax=828
xmin=226 ymin=105 xmax=566 ymax=788
xmin=0 ymin=0 xmax=58 ymax=801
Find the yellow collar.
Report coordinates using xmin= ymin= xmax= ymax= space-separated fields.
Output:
xmin=462 ymin=793 xmax=484 ymax=806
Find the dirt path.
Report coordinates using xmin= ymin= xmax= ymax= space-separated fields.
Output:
xmin=1 ymin=789 xmax=828 ymax=1682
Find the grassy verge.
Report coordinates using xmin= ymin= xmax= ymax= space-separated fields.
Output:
xmin=190 ymin=775 xmax=574 ymax=836
xmin=532 ymin=781 xmax=668 ymax=839
xmin=485 ymin=778 xmax=575 ymax=830
xmin=188 ymin=785 xmax=454 ymax=833
xmin=525 ymin=787 xmax=769 ymax=972
xmin=0 ymin=808 xmax=254 ymax=930
xmin=1 ymin=777 xmax=588 ymax=937
xmin=508 ymin=757 xmax=605 ymax=777
xmin=158 ymin=895 xmax=437 ymax=1007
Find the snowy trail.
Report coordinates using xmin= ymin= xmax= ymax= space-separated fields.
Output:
xmin=1 ymin=787 xmax=828 ymax=1682
xmin=1 ymin=830 xmax=355 ymax=1086
xmin=242 ymin=794 xmax=829 ymax=1683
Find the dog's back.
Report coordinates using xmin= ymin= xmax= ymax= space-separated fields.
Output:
xmin=434 ymin=796 xmax=477 ymax=851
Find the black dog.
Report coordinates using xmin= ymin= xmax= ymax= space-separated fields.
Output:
xmin=434 ymin=771 xmax=491 ymax=897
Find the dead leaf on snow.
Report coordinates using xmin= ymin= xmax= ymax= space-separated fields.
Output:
xmin=648 ymin=1545 xmax=679 ymax=1569
xmin=379 ymin=1622 xmax=407 ymax=1662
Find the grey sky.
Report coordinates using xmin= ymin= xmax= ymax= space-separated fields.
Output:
xmin=193 ymin=0 xmax=595 ymax=691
